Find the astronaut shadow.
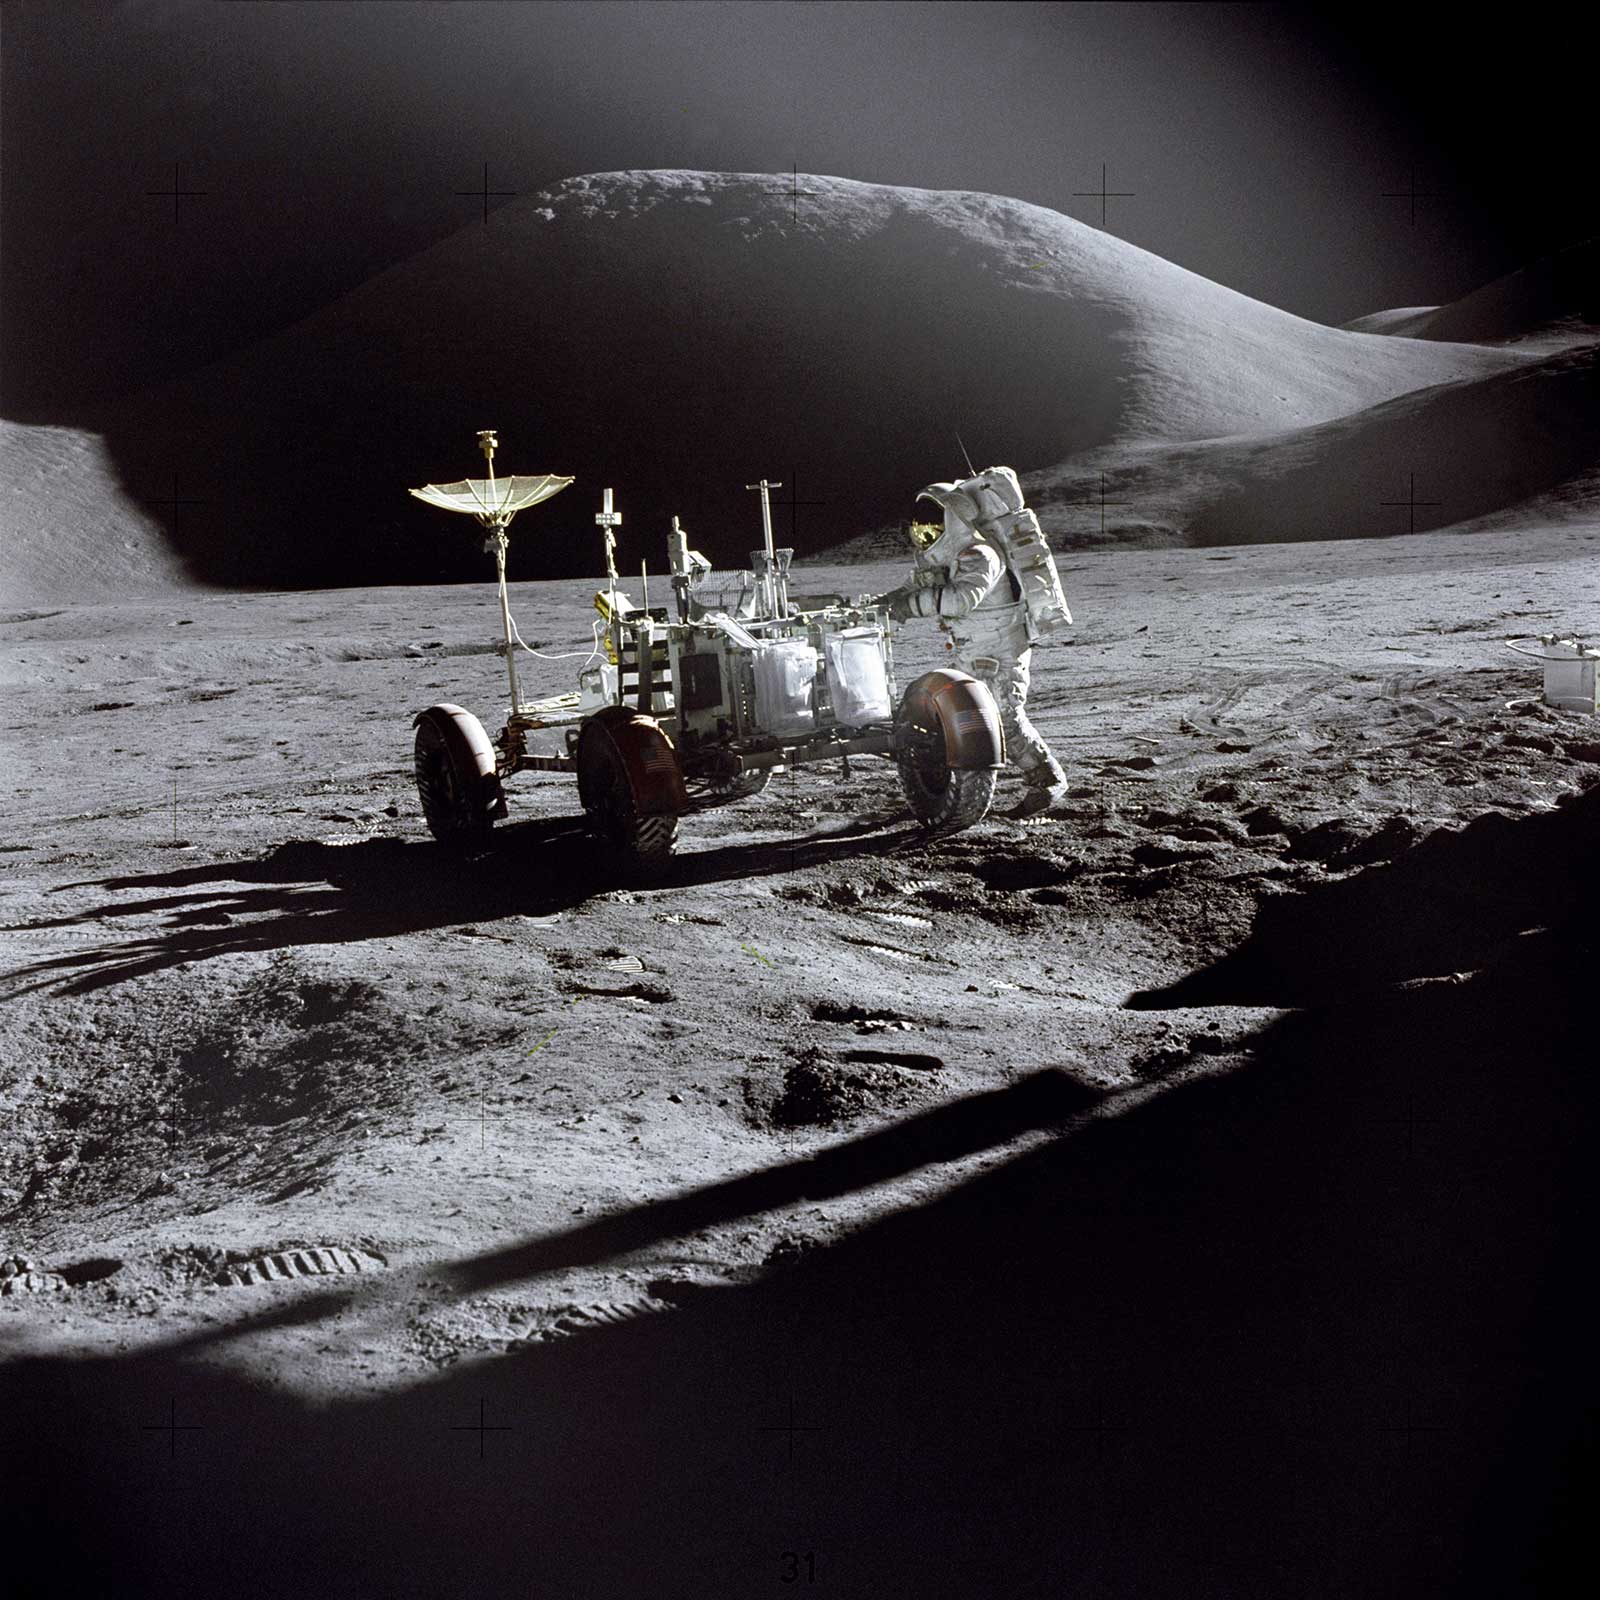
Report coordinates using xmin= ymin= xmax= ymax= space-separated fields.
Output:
xmin=19 ymin=803 xmax=1587 ymax=1585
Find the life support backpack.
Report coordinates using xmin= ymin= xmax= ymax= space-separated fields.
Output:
xmin=955 ymin=467 xmax=1073 ymax=639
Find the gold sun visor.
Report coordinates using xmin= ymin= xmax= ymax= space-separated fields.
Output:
xmin=408 ymin=474 xmax=574 ymax=519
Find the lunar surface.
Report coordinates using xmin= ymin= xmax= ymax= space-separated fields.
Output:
xmin=2 ymin=164 xmax=1595 ymax=1595
xmin=2 ymin=518 xmax=1595 ymax=1594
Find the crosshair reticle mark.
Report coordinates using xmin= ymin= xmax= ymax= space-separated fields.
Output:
xmin=1382 ymin=1096 xmax=1444 ymax=1162
xmin=1072 ymin=163 xmax=1135 ymax=228
xmin=145 ymin=161 xmax=209 ymax=224
xmin=757 ymin=1392 xmax=823 ymax=1461
xmin=142 ymin=1395 xmax=204 ymax=1458
xmin=1381 ymin=169 xmax=1440 ymax=226
xmin=450 ymin=1398 xmax=513 ymax=1458
xmin=763 ymin=165 xmax=823 ymax=225
xmin=769 ymin=470 xmax=827 ymax=545
xmin=139 ymin=1103 xmax=208 ymax=1150
xmin=147 ymin=474 xmax=212 ymax=540
xmin=1378 ymin=473 xmax=1443 ymax=535
xmin=1062 ymin=1389 xmax=1128 ymax=1461
xmin=1379 ymin=1396 xmax=1448 ymax=1454
xmin=455 ymin=162 xmax=518 ymax=225
xmin=449 ymin=1090 xmax=516 ymax=1154
xmin=1077 ymin=473 xmax=1131 ymax=537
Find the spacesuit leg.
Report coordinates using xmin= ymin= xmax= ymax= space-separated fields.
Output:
xmin=990 ymin=647 xmax=1066 ymax=788
xmin=962 ymin=611 xmax=1065 ymax=790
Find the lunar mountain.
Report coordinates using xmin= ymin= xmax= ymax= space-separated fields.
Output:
xmin=3 ymin=171 xmax=1594 ymax=602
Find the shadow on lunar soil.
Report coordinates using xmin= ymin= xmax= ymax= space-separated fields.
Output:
xmin=1128 ymin=781 xmax=1598 ymax=1007
xmin=2 ymin=816 xmax=929 ymax=998
xmin=4 ymin=800 xmax=1591 ymax=1598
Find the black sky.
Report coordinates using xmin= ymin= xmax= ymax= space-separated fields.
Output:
xmin=1 ymin=0 xmax=1590 ymax=417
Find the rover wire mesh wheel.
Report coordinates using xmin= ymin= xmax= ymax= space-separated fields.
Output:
xmin=700 ymin=768 xmax=773 ymax=804
xmin=896 ymin=722 xmax=997 ymax=834
xmin=414 ymin=716 xmax=495 ymax=846
xmin=577 ymin=729 xmax=680 ymax=871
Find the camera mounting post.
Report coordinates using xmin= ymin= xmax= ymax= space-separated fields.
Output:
xmin=745 ymin=478 xmax=793 ymax=620
xmin=596 ymin=486 xmax=623 ymax=660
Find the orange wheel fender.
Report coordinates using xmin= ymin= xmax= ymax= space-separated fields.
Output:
xmin=412 ymin=703 xmax=507 ymax=817
xmin=578 ymin=706 xmax=688 ymax=815
xmin=897 ymin=669 xmax=1005 ymax=769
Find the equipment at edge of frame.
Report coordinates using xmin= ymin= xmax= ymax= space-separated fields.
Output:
xmin=1505 ymin=633 xmax=1600 ymax=714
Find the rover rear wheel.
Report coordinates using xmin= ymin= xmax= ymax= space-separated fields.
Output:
xmin=578 ymin=729 xmax=680 ymax=870
xmin=698 ymin=768 xmax=773 ymax=804
xmin=896 ymin=725 xmax=997 ymax=833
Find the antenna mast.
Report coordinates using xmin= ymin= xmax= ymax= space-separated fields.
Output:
xmin=476 ymin=429 xmax=523 ymax=713
xmin=745 ymin=478 xmax=783 ymax=619
xmin=407 ymin=434 xmax=574 ymax=716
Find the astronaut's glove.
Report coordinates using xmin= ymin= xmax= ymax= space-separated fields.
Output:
xmin=873 ymin=587 xmax=920 ymax=623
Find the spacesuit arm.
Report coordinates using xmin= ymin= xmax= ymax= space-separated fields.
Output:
xmin=906 ymin=540 xmax=1005 ymax=619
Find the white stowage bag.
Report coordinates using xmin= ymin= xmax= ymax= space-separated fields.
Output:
xmin=824 ymin=628 xmax=892 ymax=727
xmin=578 ymin=661 xmax=619 ymax=709
xmin=752 ymin=638 xmax=819 ymax=734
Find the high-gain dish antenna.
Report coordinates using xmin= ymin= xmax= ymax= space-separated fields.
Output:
xmin=410 ymin=430 xmax=573 ymax=712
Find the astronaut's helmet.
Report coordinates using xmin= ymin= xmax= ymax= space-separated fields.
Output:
xmin=914 ymin=482 xmax=982 ymax=564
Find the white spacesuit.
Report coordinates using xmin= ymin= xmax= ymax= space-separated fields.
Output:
xmin=877 ymin=480 xmax=1067 ymax=818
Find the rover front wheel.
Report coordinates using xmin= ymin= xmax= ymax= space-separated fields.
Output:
xmin=896 ymin=724 xmax=997 ymax=833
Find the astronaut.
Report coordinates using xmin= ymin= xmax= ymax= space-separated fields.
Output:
xmin=874 ymin=479 xmax=1067 ymax=818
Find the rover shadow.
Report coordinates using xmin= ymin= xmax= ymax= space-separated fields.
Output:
xmin=5 ymin=818 xmax=1591 ymax=1597
xmin=4 ymin=810 xmax=934 ymax=996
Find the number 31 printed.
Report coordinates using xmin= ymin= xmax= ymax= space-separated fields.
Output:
xmin=779 ymin=1551 xmax=816 ymax=1583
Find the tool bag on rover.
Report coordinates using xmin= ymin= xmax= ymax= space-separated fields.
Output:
xmin=959 ymin=467 xmax=1073 ymax=640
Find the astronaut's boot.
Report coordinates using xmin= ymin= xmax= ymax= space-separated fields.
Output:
xmin=1005 ymin=764 xmax=1066 ymax=819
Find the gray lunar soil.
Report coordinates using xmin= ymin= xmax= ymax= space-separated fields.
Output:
xmin=1 ymin=522 xmax=1595 ymax=1595
xmin=3 ymin=526 xmax=1593 ymax=1369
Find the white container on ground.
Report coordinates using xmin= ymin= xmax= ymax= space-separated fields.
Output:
xmin=1508 ymin=635 xmax=1599 ymax=714
xmin=752 ymin=638 xmax=819 ymax=734
xmin=824 ymin=628 xmax=892 ymax=726
xmin=1544 ymin=639 xmax=1599 ymax=713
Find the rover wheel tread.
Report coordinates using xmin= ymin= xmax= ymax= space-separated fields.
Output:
xmin=896 ymin=750 xmax=997 ymax=834
xmin=689 ymin=769 xmax=773 ymax=808
xmin=630 ymin=812 xmax=681 ymax=866
xmin=580 ymin=732 xmax=680 ymax=871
